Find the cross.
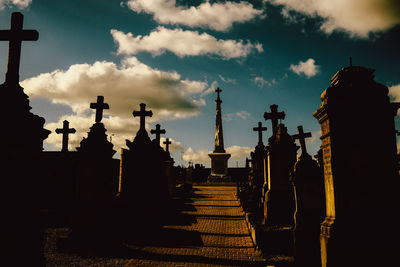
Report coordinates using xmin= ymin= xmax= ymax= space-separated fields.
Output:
xmin=55 ymin=120 xmax=76 ymax=152
xmin=0 ymin=12 xmax=39 ymax=84
xmin=90 ymin=96 xmax=109 ymax=123
xmin=292 ymin=125 xmax=312 ymax=155
xmin=163 ymin=138 xmax=172 ymax=152
xmin=264 ymin=104 xmax=285 ymax=136
xmin=253 ymin=122 xmax=267 ymax=145
xmin=216 ymin=87 xmax=222 ymax=99
xmin=133 ymin=103 xmax=153 ymax=131
xmin=150 ymin=124 xmax=166 ymax=145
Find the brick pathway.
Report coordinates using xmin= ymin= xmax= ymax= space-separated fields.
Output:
xmin=45 ymin=186 xmax=267 ymax=266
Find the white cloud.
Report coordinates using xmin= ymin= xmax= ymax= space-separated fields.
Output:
xmin=218 ymin=74 xmax=236 ymax=84
xmin=289 ymin=58 xmax=320 ymax=78
xmin=0 ymin=0 xmax=31 ymax=9
xmin=226 ymin=145 xmax=253 ymax=158
xmin=160 ymin=137 xmax=184 ymax=153
xmin=21 ymin=57 xmax=214 ymax=150
xmin=183 ymin=147 xmax=211 ymax=163
xmin=124 ymin=0 xmax=265 ymax=31
xmin=253 ymin=76 xmax=277 ymax=87
xmin=111 ymin=27 xmax=263 ymax=59
xmin=22 ymin=57 xmax=208 ymax=121
xmin=236 ymin=110 xmax=251 ymax=120
xmin=266 ymin=0 xmax=400 ymax=38
xmin=389 ymin=84 xmax=400 ymax=114
xmin=182 ymin=145 xmax=253 ymax=164
xmin=201 ymin=81 xmax=219 ymax=97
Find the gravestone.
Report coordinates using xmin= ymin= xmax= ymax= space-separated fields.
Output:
xmin=0 ymin=12 xmax=50 ymax=266
xmin=246 ymin=122 xmax=268 ymax=219
xmin=313 ymin=64 xmax=400 ymax=266
xmin=263 ymin=105 xmax=297 ymax=226
xmin=55 ymin=120 xmax=76 ymax=152
xmin=291 ymin=126 xmax=324 ymax=266
xmin=163 ymin=138 xmax=176 ymax=196
xmin=118 ymin=103 xmax=169 ymax=230
xmin=76 ymin=96 xmax=116 ymax=201
xmin=73 ymin=96 xmax=117 ymax=248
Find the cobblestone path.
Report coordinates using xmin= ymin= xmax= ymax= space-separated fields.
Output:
xmin=124 ymin=186 xmax=267 ymax=266
xmin=45 ymin=186 xmax=267 ymax=266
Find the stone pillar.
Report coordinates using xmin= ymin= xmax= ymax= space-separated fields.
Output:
xmin=313 ymin=65 xmax=400 ymax=266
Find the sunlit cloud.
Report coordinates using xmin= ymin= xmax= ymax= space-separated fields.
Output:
xmin=266 ymin=0 xmax=400 ymax=38
xmin=111 ymin=27 xmax=263 ymax=59
xmin=0 ymin=0 xmax=31 ymax=10
xmin=124 ymin=0 xmax=265 ymax=31
xmin=289 ymin=58 xmax=320 ymax=78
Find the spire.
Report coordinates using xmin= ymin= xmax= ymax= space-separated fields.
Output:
xmin=214 ymin=87 xmax=225 ymax=153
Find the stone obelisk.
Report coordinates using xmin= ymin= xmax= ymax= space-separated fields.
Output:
xmin=208 ymin=87 xmax=231 ymax=181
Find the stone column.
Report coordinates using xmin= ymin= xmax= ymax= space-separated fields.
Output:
xmin=314 ymin=65 xmax=400 ymax=266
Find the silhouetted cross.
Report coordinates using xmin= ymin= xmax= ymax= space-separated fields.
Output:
xmin=133 ymin=103 xmax=153 ymax=130
xmin=216 ymin=87 xmax=222 ymax=98
xmin=0 ymin=12 xmax=38 ymax=84
xmin=163 ymin=138 xmax=172 ymax=152
xmin=253 ymin=122 xmax=267 ymax=145
xmin=90 ymin=96 xmax=109 ymax=123
xmin=264 ymin=104 xmax=285 ymax=136
xmin=151 ymin=124 xmax=166 ymax=145
xmin=292 ymin=125 xmax=312 ymax=155
xmin=55 ymin=120 xmax=76 ymax=152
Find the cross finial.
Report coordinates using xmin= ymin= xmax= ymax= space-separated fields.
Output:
xmin=264 ymin=104 xmax=285 ymax=136
xmin=292 ymin=125 xmax=312 ymax=156
xmin=55 ymin=120 xmax=76 ymax=152
xmin=163 ymin=138 xmax=172 ymax=152
xmin=133 ymin=103 xmax=153 ymax=131
xmin=216 ymin=87 xmax=222 ymax=102
xmin=253 ymin=122 xmax=268 ymax=145
xmin=90 ymin=96 xmax=109 ymax=123
xmin=0 ymin=12 xmax=39 ymax=84
xmin=150 ymin=124 xmax=166 ymax=146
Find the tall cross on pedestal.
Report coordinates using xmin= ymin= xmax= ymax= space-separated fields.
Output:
xmin=264 ymin=104 xmax=285 ymax=136
xmin=90 ymin=96 xmax=109 ymax=123
xmin=150 ymin=124 xmax=166 ymax=146
xmin=0 ymin=12 xmax=38 ymax=84
xmin=253 ymin=122 xmax=267 ymax=145
xmin=55 ymin=120 xmax=76 ymax=152
xmin=133 ymin=103 xmax=153 ymax=131
xmin=292 ymin=125 xmax=312 ymax=155
xmin=163 ymin=138 xmax=172 ymax=152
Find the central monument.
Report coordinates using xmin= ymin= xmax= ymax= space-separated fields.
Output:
xmin=208 ymin=87 xmax=231 ymax=181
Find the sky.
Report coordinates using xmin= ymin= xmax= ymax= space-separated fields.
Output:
xmin=1 ymin=0 xmax=399 ymax=167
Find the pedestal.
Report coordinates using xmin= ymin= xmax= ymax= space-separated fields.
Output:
xmin=208 ymin=152 xmax=231 ymax=181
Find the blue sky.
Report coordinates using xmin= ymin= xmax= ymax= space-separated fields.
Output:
xmin=1 ymin=0 xmax=399 ymax=167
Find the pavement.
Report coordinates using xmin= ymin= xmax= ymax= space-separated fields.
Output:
xmin=45 ymin=185 xmax=268 ymax=266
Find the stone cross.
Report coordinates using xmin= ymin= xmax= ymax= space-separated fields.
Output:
xmin=0 ymin=12 xmax=38 ymax=84
xmin=253 ymin=122 xmax=268 ymax=145
xmin=90 ymin=96 xmax=109 ymax=123
xmin=216 ymin=87 xmax=222 ymax=100
xmin=163 ymin=138 xmax=172 ymax=152
xmin=133 ymin=103 xmax=153 ymax=131
xmin=151 ymin=124 xmax=166 ymax=146
xmin=264 ymin=104 xmax=285 ymax=136
xmin=55 ymin=120 xmax=76 ymax=152
xmin=292 ymin=125 xmax=312 ymax=155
